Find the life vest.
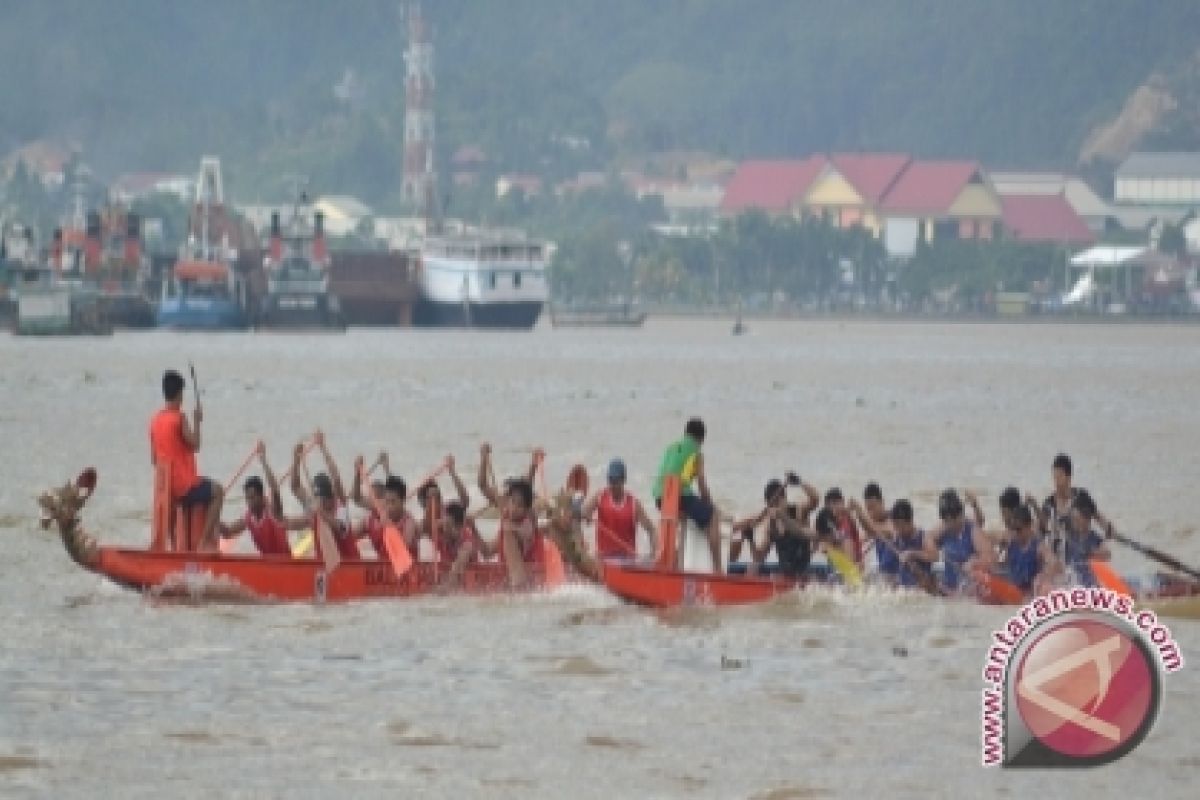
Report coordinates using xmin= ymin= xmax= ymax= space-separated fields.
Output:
xmin=597 ymin=488 xmax=637 ymax=558
xmin=653 ymin=436 xmax=699 ymax=500
xmin=244 ymin=509 xmax=290 ymax=557
xmin=312 ymin=504 xmax=359 ymax=560
xmin=149 ymin=408 xmax=198 ymax=499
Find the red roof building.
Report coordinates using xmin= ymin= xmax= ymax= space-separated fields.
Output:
xmin=1000 ymin=194 xmax=1095 ymax=245
xmin=719 ymin=157 xmax=826 ymax=216
xmin=829 ymin=153 xmax=911 ymax=205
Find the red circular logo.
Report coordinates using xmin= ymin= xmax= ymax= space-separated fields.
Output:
xmin=1014 ymin=617 xmax=1157 ymax=760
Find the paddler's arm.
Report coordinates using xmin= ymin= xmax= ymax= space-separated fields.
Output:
xmin=796 ymin=477 xmax=820 ymax=518
xmin=526 ymin=448 xmax=542 ymax=486
xmin=290 ymin=442 xmax=311 ymax=507
xmin=446 ymin=455 xmax=469 ymax=510
xmin=971 ymin=526 xmax=997 ymax=568
xmin=478 ymin=443 xmax=501 ymax=507
xmin=181 ymin=407 xmax=201 ymax=451
xmin=964 ymin=490 xmax=985 ymax=528
xmin=1025 ymin=492 xmax=1047 ymax=532
xmin=848 ymin=499 xmax=881 ymax=539
xmin=257 ymin=441 xmax=285 ymax=520
xmin=219 ymin=518 xmax=246 ymax=539
xmin=349 ymin=454 xmax=372 ymax=512
xmin=313 ymin=429 xmax=346 ymax=502
xmin=580 ymin=489 xmax=602 ymax=522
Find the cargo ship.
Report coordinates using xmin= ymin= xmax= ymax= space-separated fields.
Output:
xmin=257 ymin=196 xmax=344 ymax=330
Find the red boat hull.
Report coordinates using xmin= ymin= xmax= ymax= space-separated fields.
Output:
xmin=92 ymin=547 xmax=544 ymax=603
xmin=601 ymin=560 xmax=804 ymax=607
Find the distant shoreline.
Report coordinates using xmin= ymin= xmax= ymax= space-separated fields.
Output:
xmin=637 ymin=307 xmax=1200 ymax=326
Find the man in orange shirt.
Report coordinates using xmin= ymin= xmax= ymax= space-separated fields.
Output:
xmin=149 ymin=370 xmax=224 ymax=551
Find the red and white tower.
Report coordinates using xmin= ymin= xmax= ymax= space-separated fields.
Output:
xmin=401 ymin=4 xmax=439 ymax=222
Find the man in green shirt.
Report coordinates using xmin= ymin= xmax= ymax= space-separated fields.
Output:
xmin=652 ymin=418 xmax=722 ymax=573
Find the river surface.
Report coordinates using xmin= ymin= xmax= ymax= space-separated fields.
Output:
xmin=1 ymin=320 xmax=1198 ymax=799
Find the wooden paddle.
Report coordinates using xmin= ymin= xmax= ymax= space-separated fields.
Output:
xmin=1108 ymin=530 xmax=1200 ymax=582
xmin=823 ymin=544 xmax=863 ymax=588
xmin=356 ymin=462 xmax=413 ymax=577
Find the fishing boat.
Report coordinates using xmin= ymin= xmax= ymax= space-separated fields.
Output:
xmin=257 ymin=194 xmax=344 ymax=331
xmin=8 ymin=221 xmax=110 ymax=335
xmin=157 ymin=158 xmax=251 ymax=330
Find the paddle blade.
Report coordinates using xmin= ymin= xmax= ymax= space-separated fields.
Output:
xmin=384 ymin=525 xmax=414 ymax=577
xmin=314 ymin=517 xmax=341 ymax=574
xmin=825 ymin=545 xmax=862 ymax=588
xmin=1090 ymin=559 xmax=1132 ymax=596
xmin=292 ymin=531 xmax=314 ymax=558
xmin=976 ymin=571 xmax=1025 ymax=605
xmin=542 ymin=538 xmax=566 ymax=588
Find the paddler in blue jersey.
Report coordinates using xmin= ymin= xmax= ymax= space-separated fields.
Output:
xmin=652 ymin=417 xmax=722 ymax=573
xmin=926 ymin=489 xmax=994 ymax=592
xmin=991 ymin=504 xmax=1057 ymax=598
xmin=1049 ymin=489 xmax=1114 ymax=586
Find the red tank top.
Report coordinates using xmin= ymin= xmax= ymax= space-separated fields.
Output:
xmin=149 ymin=408 xmax=198 ymax=498
xmin=436 ymin=522 xmax=480 ymax=564
xmin=838 ymin=515 xmax=863 ymax=565
xmin=499 ymin=513 xmax=543 ymax=566
xmin=597 ymin=488 xmax=637 ymax=558
xmin=244 ymin=509 xmax=290 ymax=556
xmin=364 ymin=511 xmax=386 ymax=560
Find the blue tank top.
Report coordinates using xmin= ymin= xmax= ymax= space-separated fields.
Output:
xmin=1005 ymin=536 xmax=1041 ymax=591
xmin=1061 ymin=529 xmax=1104 ymax=586
xmin=895 ymin=530 xmax=926 ymax=588
xmin=875 ymin=538 xmax=900 ymax=576
xmin=939 ymin=521 xmax=976 ymax=590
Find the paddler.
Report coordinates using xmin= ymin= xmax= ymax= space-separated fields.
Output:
xmin=581 ymin=458 xmax=658 ymax=560
xmin=416 ymin=454 xmax=471 ymax=552
xmin=149 ymin=369 xmax=224 ymax=551
xmin=863 ymin=499 xmax=936 ymax=588
xmin=478 ymin=442 xmax=543 ymax=587
xmin=356 ymin=474 xmax=419 ymax=561
xmin=822 ymin=488 xmax=864 ymax=566
xmin=729 ymin=472 xmax=819 ymax=566
xmin=651 ymin=417 xmax=722 ymax=573
xmin=925 ymin=489 xmax=995 ymax=592
xmin=992 ymin=504 xmax=1056 ymax=598
xmin=732 ymin=474 xmax=817 ymax=578
xmin=1049 ymin=490 xmax=1114 ymax=586
xmin=290 ymin=432 xmax=359 ymax=560
xmin=218 ymin=441 xmax=307 ymax=556
xmin=1040 ymin=453 xmax=1084 ymax=546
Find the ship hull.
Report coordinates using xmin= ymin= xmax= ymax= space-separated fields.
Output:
xmin=413 ymin=298 xmax=543 ymax=329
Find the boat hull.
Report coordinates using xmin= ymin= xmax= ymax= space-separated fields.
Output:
xmin=413 ymin=298 xmax=543 ymax=329
xmin=92 ymin=547 xmax=543 ymax=603
xmin=601 ymin=560 xmax=804 ymax=607
xmin=256 ymin=292 xmax=345 ymax=331
xmin=157 ymin=298 xmax=248 ymax=330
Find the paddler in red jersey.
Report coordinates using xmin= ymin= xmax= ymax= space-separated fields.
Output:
xmin=289 ymin=432 xmax=358 ymax=561
xmin=219 ymin=441 xmax=307 ymax=556
xmin=581 ymin=458 xmax=658 ymax=560
xmin=415 ymin=454 xmax=472 ymax=553
xmin=353 ymin=474 xmax=418 ymax=561
xmin=478 ymin=442 xmax=543 ymax=588
xmin=149 ymin=369 xmax=224 ymax=551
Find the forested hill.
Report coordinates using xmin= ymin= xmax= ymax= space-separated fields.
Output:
xmin=2 ymin=0 xmax=1198 ymax=206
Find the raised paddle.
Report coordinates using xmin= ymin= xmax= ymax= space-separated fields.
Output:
xmin=1107 ymin=529 xmax=1200 ymax=582
xmin=357 ymin=461 xmax=413 ymax=578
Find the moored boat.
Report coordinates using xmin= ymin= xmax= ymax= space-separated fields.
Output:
xmin=257 ymin=195 xmax=345 ymax=331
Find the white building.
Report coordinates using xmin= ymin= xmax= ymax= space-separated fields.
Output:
xmin=1114 ymin=152 xmax=1200 ymax=205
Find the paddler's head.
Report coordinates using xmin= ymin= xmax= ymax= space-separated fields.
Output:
xmin=824 ymin=487 xmax=846 ymax=520
xmin=312 ymin=473 xmax=336 ymax=513
xmin=1011 ymin=504 xmax=1035 ymax=542
xmin=763 ymin=478 xmax=785 ymax=508
xmin=506 ymin=478 xmax=533 ymax=518
xmin=382 ymin=475 xmax=407 ymax=521
xmin=416 ymin=479 xmax=441 ymax=510
xmin=890 ymin=499 xmax=915 ymax=537
xmin=1052 ymin=453 xmax=1072 ymax=494
xmin=684 ymin=417 xmax=706 ymax=447
xmin=243 ymin=475 xmax=267 ymax=515
xmin=162 ymin=370 xmax=185 ymax=408
xmin=937 ymin=489 xmax=965 ymax=533
xmin=998 ymin=486 xmax=1022 ymax=529
xmin=607 ymin=459 xmax=627 ymax=497
xmin=863 ymin=482 xmax=885 ymax=520
xmin=1068 ymin=489 xmax=1096 ymax=534
xmin=445 ymin=500 xmax=466 ymax=533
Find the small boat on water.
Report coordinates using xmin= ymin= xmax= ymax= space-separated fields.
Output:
xmin=549 ymin=303 xmax=646 ymax=328
xmin=158 ymin=158 xmax=251 ymax=330
xmin=257 ymin=194 xmax=344 ymax=331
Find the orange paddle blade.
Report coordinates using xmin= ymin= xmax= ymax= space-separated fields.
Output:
xmin=384 ymin=525 xmax=414 ymax=576
xmin=1090 ymin=559 xmax=1132 ymax=595
xmin=975 ymin=570 xmax=1025 ymax=605
xmin=542 ymin=538 xmax=566 ymax=588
